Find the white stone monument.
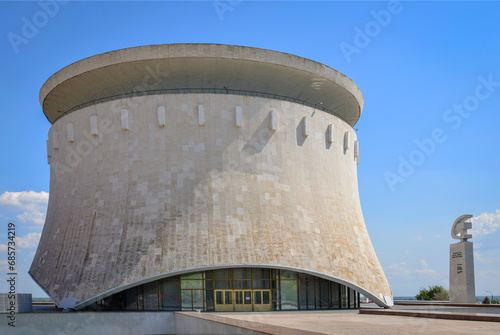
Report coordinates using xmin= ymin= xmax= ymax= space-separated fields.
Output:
xmin=449 ymin=214 xmax=476 ymax=303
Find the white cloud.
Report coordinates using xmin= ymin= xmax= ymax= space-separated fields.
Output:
xmin=384 ymin=262 xmax=411 ymax=276
xmin=16 ymin=232 xmax=41 ymax=249
xmin=414 ymin=268 xmax=438 ymax=276
xmin=0 ymin=232 xmax=41 ymax=252
xmin=0 ymin=191 xmax=49 ymax=225
xmin=16 ymin=211 xmax=46 ymax=225
xmin=474 ymin=249 xmax=500 ymax=265
xmin=414 ymin=236 xmax=423 ymax=242
xmin=471 ymin=210 xmax=500 ymax=236
xmin=0 ymin=191 xmax=49 ymax=209
xmin=0 ymin=259 xmax=8 ymax=273
xmin=385 ymin=259 xmax=442 ymax=280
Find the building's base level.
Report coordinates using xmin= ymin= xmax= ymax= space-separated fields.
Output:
xmin=84 ymin=268 xmax=360 ymax=312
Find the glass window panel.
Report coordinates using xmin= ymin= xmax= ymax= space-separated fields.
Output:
xmin=192 ymin=290 xmax=204 ymax=309
xmin=215 ymin=280 xmax=231 ymax=289
xmin=330 ymin=282 xmax=340 ymax=308
xmin=143 ymin=281 xmax=158 ymax=311
xmin=205 ymin=271 xmax=213 ymax=279
xmin=252 ymin=268 xmax=270 ymax=280
xmin=349 ymin=288 xmax=356 ymax=308
xmin=216 ymin=291 xmax=223 ymax=305
xmin=234 ymin=268 xmax=251 ymax=279
xmin=271 ymin=280 xmax=279 ymax=290
xmin=181 ymin=272 xmax=203 ymax=280
xmin=255 ymin=291 xmax=262 ymax=304
xmin=253 ymin=280 xmax=270 ymax=289
xmin=317 ymin=281 xmax=329 ymax=309
xmin=300 ymin=272 xmax=314 ymax=281
xmin=235 ymin=291 xmax=243 ymax=305
xmin=307 ymin=288 xmax=315 ymax=309
xmin=271 ymin=269 xmax=280 ymax=280
xmin=341 ymin=285 xmax=348 ymax=308
xmin=299 ymin=279 xmax=307 ymax=291
xmin=181 ymin=279 xmax=203 ymax=289
xmin=119 ymin=292 xmax=127 ymax=310
xmin=244 ymin=291 xmax=252 ymax=304
xmin=126 ymin=288 xmax=137 ymax=311
xmin=205 ymin=290 xmax=214 ymax=311
xmin=225 ymin=291 xmax=232 ymax=304
xmin=300 ymin=289 xmax=307 ymax=310
xmin=214 ymin=269 xmax=231 ymax=279
xmin=137 ymin=286 xmax=144 ymax=311
xmin=281 ymin=270 xmax=298 ymax=280
xmin=161 ymin=280 xmax=180 ymax=311
xmin=234 ymin=280 xmax=251 ymax=289
xmin=263 ymin=291 xmax=270 ymax=304
xmin=102 ymin=296 xmax=113 ymax=311
xmin=205 ymin=280 xmax=214 ymax=290
xmin=280 ymin=280 xmax=298 ymax=310
xmin=181 ymin=290 xmax=192 ymax=311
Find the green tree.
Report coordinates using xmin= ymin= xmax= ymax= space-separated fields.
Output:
xmin=482 ymin=296 xmax=491 ymax=304
xmin=415 ymin=285 xmax=449 ymax=301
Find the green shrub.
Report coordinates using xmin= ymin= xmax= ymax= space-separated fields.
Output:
xmin=415 ymin=285 xmax=449 ymax=301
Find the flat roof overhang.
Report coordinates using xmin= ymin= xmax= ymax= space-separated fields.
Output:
xmin=40 ymin=44 xmax=364 ymax=126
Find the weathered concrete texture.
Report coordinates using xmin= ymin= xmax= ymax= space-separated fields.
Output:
xmin=30 ymin=44 xmax=391 ymax=309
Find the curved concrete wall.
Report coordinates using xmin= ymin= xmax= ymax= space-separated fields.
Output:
xmin=30 ymin=92 xmax=391 ymax=307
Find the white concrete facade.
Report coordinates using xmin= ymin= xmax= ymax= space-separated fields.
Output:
xmin=30 ymin=44 xmax=392 ymax=309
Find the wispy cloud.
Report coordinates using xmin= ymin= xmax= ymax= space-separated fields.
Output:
xmin=17 ymin=232 xmax=41 ymax=249
xmin=471 ymin=210 xmax=500 ymax=236
xmin=414 ymin=268 xmax=438 ymax=276
xmin=0 ymin=232 xmax=41 ymax=252
xmin=0 ymin=259 xmax=8 ymax=273
xmin=0 ymin=191 xmax=49 ymax=225
xmin=385 ymin=259 xmax=440 ymax=279
xmin=384 ymin=262 xmax=411 ymax=276
xmin=474 ymin=249 xmax=500 ymax=265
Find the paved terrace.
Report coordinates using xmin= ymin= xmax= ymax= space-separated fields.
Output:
xmin=3 ymin=302 xmax=500 ymax=334
xmin=181 ymin=307 xmax=500 ymax=335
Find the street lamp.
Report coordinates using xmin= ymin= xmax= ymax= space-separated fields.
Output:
xmin=486 ymin=291 xmax=494 ymax=301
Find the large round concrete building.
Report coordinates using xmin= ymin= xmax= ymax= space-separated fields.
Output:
xmin=30 ymin=44 xmax=392 ymax=311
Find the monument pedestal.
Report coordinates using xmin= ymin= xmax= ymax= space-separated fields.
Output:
xmin=449 ymin=241 xmax=475 ymax=303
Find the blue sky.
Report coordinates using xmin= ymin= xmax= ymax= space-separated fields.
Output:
xmin=0 ymin=0 xmax=499 ymax=298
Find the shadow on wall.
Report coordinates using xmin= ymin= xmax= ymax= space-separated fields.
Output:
xmin=242 ymin=111 xmax=275 ymax=155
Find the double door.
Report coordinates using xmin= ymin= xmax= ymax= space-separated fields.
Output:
xmin=214 ymin=289 xmax=271 ymax=311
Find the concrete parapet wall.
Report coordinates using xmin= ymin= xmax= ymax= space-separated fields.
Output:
xmin=0 ymin=311 xmax=176 ymax=335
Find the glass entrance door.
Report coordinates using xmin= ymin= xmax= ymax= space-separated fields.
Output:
xmin=234 ymin=290 xmax=253 ymax=311
xmin=214 ymin=290 xmax=234 ymax=311
xmin=215 ymin=289 xmax=272 ymax=311
xmin=253 ymin=290 xmax=271 ymax=311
